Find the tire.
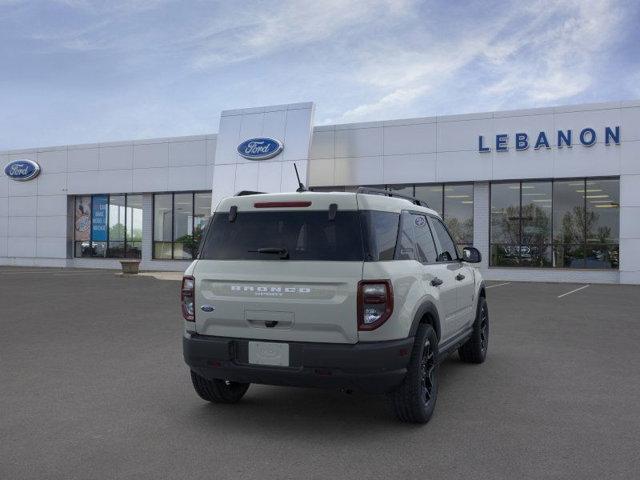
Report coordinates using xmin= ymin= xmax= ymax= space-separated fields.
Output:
xmin=190 ymin=370 xmax=250 ymax=404
xmin=388 ymin=324 xmax=439 ymax=424
xmin=458 ymin=296 xmax=489 ymax=364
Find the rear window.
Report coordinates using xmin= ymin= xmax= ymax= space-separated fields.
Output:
xmin=200 ymin=210 xmax=365 ymax=261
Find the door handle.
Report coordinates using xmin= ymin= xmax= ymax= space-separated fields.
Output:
xmin=456 ymin=273 xmax=465 ymax=281
xmin=431 ymin=277 xmax=443 ymax=287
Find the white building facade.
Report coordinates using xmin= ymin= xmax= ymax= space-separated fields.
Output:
xmin=1 ymin=100 xmax=639 ymax=284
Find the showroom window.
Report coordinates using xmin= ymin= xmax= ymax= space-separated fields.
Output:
xmin=74 ymin=194 xmax=143 ymax=258
xmin=311 ymin=183 xmax=474 ymax=249
xmin=153 ymin=192 xmax=212 ymax=260
xmin=490 ymin=178 xmax=619 ymax=269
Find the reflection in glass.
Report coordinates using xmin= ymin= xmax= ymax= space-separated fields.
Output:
xmin=173 ymin=193 xmax=194 ymax=260
xmin=153 ymin=194 xmax=172 ymax=259
xmin=152 ymin=192 xmax=213 ymax=260
xmin=490 ymin=183 xmax=519 ymax=266
xmin=585 ymin=179 xmax=619 ymax=244
xmin=387 ymin=184 xmax=414 ymax=198
xmin=490 ymin=178 xmax=620 ymax=269
xmin=553 ymin=180 xmax=587 ymax=268
xmin=444 ymin=184 xmax=473 ymax=248
xmin=414 ymin=185 xmax=443 ymax=216
xmin=107 ymin=195 xmax=125 ymax=258
xmin=521 ymin=181 xmax=552 ymax=267
xmin=126 ymin=195 xmax=143 ymax=258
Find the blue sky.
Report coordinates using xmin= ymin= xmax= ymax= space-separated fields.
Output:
xmin=1 ymin=0 xmax=639 ymax=150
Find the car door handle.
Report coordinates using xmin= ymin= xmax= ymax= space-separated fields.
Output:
xmin=431 ymin=277 xmax=443 ymax=287
xmin=455 ymin=273 xmax=465 ymax=281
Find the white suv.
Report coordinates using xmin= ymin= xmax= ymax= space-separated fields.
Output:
xmin=182 ymin=188 xmax=488 ymax=423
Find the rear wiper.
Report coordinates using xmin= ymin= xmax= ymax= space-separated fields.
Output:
xmin=248 ymin=247 xmax=290 ymax=259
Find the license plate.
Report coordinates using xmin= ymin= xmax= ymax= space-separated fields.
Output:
xmin=248 ymin=341 xmax=289 ymax=367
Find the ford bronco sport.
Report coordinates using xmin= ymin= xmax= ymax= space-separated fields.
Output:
xmin=182 ymin=188 xmax=488 ymax=423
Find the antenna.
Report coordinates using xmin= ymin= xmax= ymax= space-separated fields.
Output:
xmin=293 ymin=163 xmax=307 ymax=192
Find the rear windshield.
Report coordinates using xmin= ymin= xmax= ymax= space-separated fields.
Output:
xmin=199 ymin=209 xmax=403 ymax=262
xmin=199 ymin=210 xmax=365 ymax=261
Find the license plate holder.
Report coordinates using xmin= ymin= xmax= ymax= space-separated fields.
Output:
xmin=248 ymin=341 xmax=290 ymax=367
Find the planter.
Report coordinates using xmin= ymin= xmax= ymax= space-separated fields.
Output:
xmin=119 ymin=259 xmax=141 ymax=274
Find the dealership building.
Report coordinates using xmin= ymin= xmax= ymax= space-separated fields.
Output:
xmin=1 ymin=100 xmax=639 ymax=284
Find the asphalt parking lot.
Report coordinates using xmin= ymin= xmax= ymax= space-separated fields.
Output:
xmin=1 ymin=268 xmax=639 ymax=480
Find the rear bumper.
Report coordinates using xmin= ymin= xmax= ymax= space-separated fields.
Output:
xmin=183 ymin=332 xmax=414 ymax=394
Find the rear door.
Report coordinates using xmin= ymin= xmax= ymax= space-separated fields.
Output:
xmin=193 ymin=194 xmax=363 ymax=344
xmin=428 ymin=216 xmax=475 ymax=333
xmin=410 ymin=213 xmax=459 ymax=341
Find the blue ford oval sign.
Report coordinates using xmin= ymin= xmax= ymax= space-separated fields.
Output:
xmin=237 ymin=137 xmax=283 ymax=160
xmin=4 ymin=159 xmax=41 ymax=181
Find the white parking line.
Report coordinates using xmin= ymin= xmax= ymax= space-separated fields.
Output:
xmin=486 ymin=282 xmax=511 ymax=289
xmin=557 ymin=284 xmax=590 ymax=298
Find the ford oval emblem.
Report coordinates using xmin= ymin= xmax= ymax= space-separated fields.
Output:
xmin=4 ymin=159 xmax=41 ymax=182
xmin=237 ymin=137 xmax=283 ymax=160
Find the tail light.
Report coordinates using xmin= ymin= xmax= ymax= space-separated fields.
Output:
xmin=357 ymin=280 xmax=393 ymax=331
xmin=181 ymin=276 xmax=195 ymax=321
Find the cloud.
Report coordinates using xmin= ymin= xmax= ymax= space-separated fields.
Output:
xmin=334 ymin=0 xmax=627 ymax=122
xmin=0 ymin=0 xmax=635 ymax=149
xmin=190 ymin=0 xmax=414 ymax=70
xmin=481 ymin=0 xmax=622 ymax=104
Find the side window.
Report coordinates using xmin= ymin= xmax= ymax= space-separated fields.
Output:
xmin=361 ymin=211 xmax=400 ymax=261
xmin=395 ymin=212 xmax=416 ymax=260
xmin=430 ymin=217 xmax=459 ymax=262
xmin=412 ymin=214 xmax=438 ymax=263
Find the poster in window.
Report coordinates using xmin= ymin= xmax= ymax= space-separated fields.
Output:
xmin=75 ymin=196 xmax=91 ymax=241
xmin=91 ymin=195 xmax=108 ymax=242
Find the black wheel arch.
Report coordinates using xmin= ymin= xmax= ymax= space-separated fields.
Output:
xmin=478 ymin=281 xmax=486 ymax=299
xmin=409 ymin=301 xmax=442 ymax=341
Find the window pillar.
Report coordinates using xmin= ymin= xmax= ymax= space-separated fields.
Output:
xmin=141 ymin=193 xmax=154 ymax=262
xmin=473 ymin=182 xmax=489 ymax=271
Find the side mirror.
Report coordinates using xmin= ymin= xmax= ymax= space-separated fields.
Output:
xmin=462 ymin=246 xmax=482 ymax=263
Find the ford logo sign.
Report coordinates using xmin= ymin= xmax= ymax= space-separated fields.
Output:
xmin=237 ymin=137 xmax=283 ymax=160
xmin=4 ymin=159 xmax=41 ymax=182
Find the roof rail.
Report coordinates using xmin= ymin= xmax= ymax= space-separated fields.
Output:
xmin=235 ymin=190 xmax=266 ymax=196
xmin=356 ymin=187 xmax=429 ymax=209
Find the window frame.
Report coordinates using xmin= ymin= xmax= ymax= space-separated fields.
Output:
xmin=152 ymin=191 xmax=212 ymax=260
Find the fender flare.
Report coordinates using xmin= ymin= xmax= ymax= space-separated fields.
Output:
xmin=478 ymin=280 xmax=486 ymax=299
xmin=408 ymin=301 xmax=441 ymax=341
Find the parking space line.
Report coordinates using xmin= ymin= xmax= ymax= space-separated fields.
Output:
xmin=486 ymin=282 xmax=511 ymax=289
xmin=557 ymin=284 xmax=590 ymax=298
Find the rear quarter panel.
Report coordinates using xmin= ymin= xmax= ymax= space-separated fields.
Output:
xmin=359 ymin=260 xmax=439 ymax=342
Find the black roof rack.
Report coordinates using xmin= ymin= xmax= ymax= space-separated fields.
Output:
xmin=356 ymin=187 xmax=429 ymax=209
xmin=235 ymin=190 xmax=266 ymax=196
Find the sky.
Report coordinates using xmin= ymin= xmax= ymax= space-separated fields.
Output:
xmin=1 ymin=0 xmax=639 ymax=150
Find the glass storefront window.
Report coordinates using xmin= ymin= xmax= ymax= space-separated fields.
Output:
xmin=490 ymin=182 xmax=520 ymax=266
xmin=491 ymin=178 xmax=619 ymax=269
xmin=414 ymin=185 xmax=443 ymax=216
xmin=521 ymin=181 xmax=552 ymax=267
xmin=444 ymin=184 xmax=473 ymax=248
xmin=152 ymin=191 xmax=212 ymax=260
xmin=108 ymin=195 xmax=126 ymax=258
xmin=173 ymin=193 xmax=194 ymax=260
xmin=153 ymin=194 xmax=172 ymax=259
xmin=585 ymin=178 xmax=619 ymax=268
xmin=126 ymin=195 xmax=143 ymax=258
xmin=73 ymin=193 xmax=143 ymax=259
